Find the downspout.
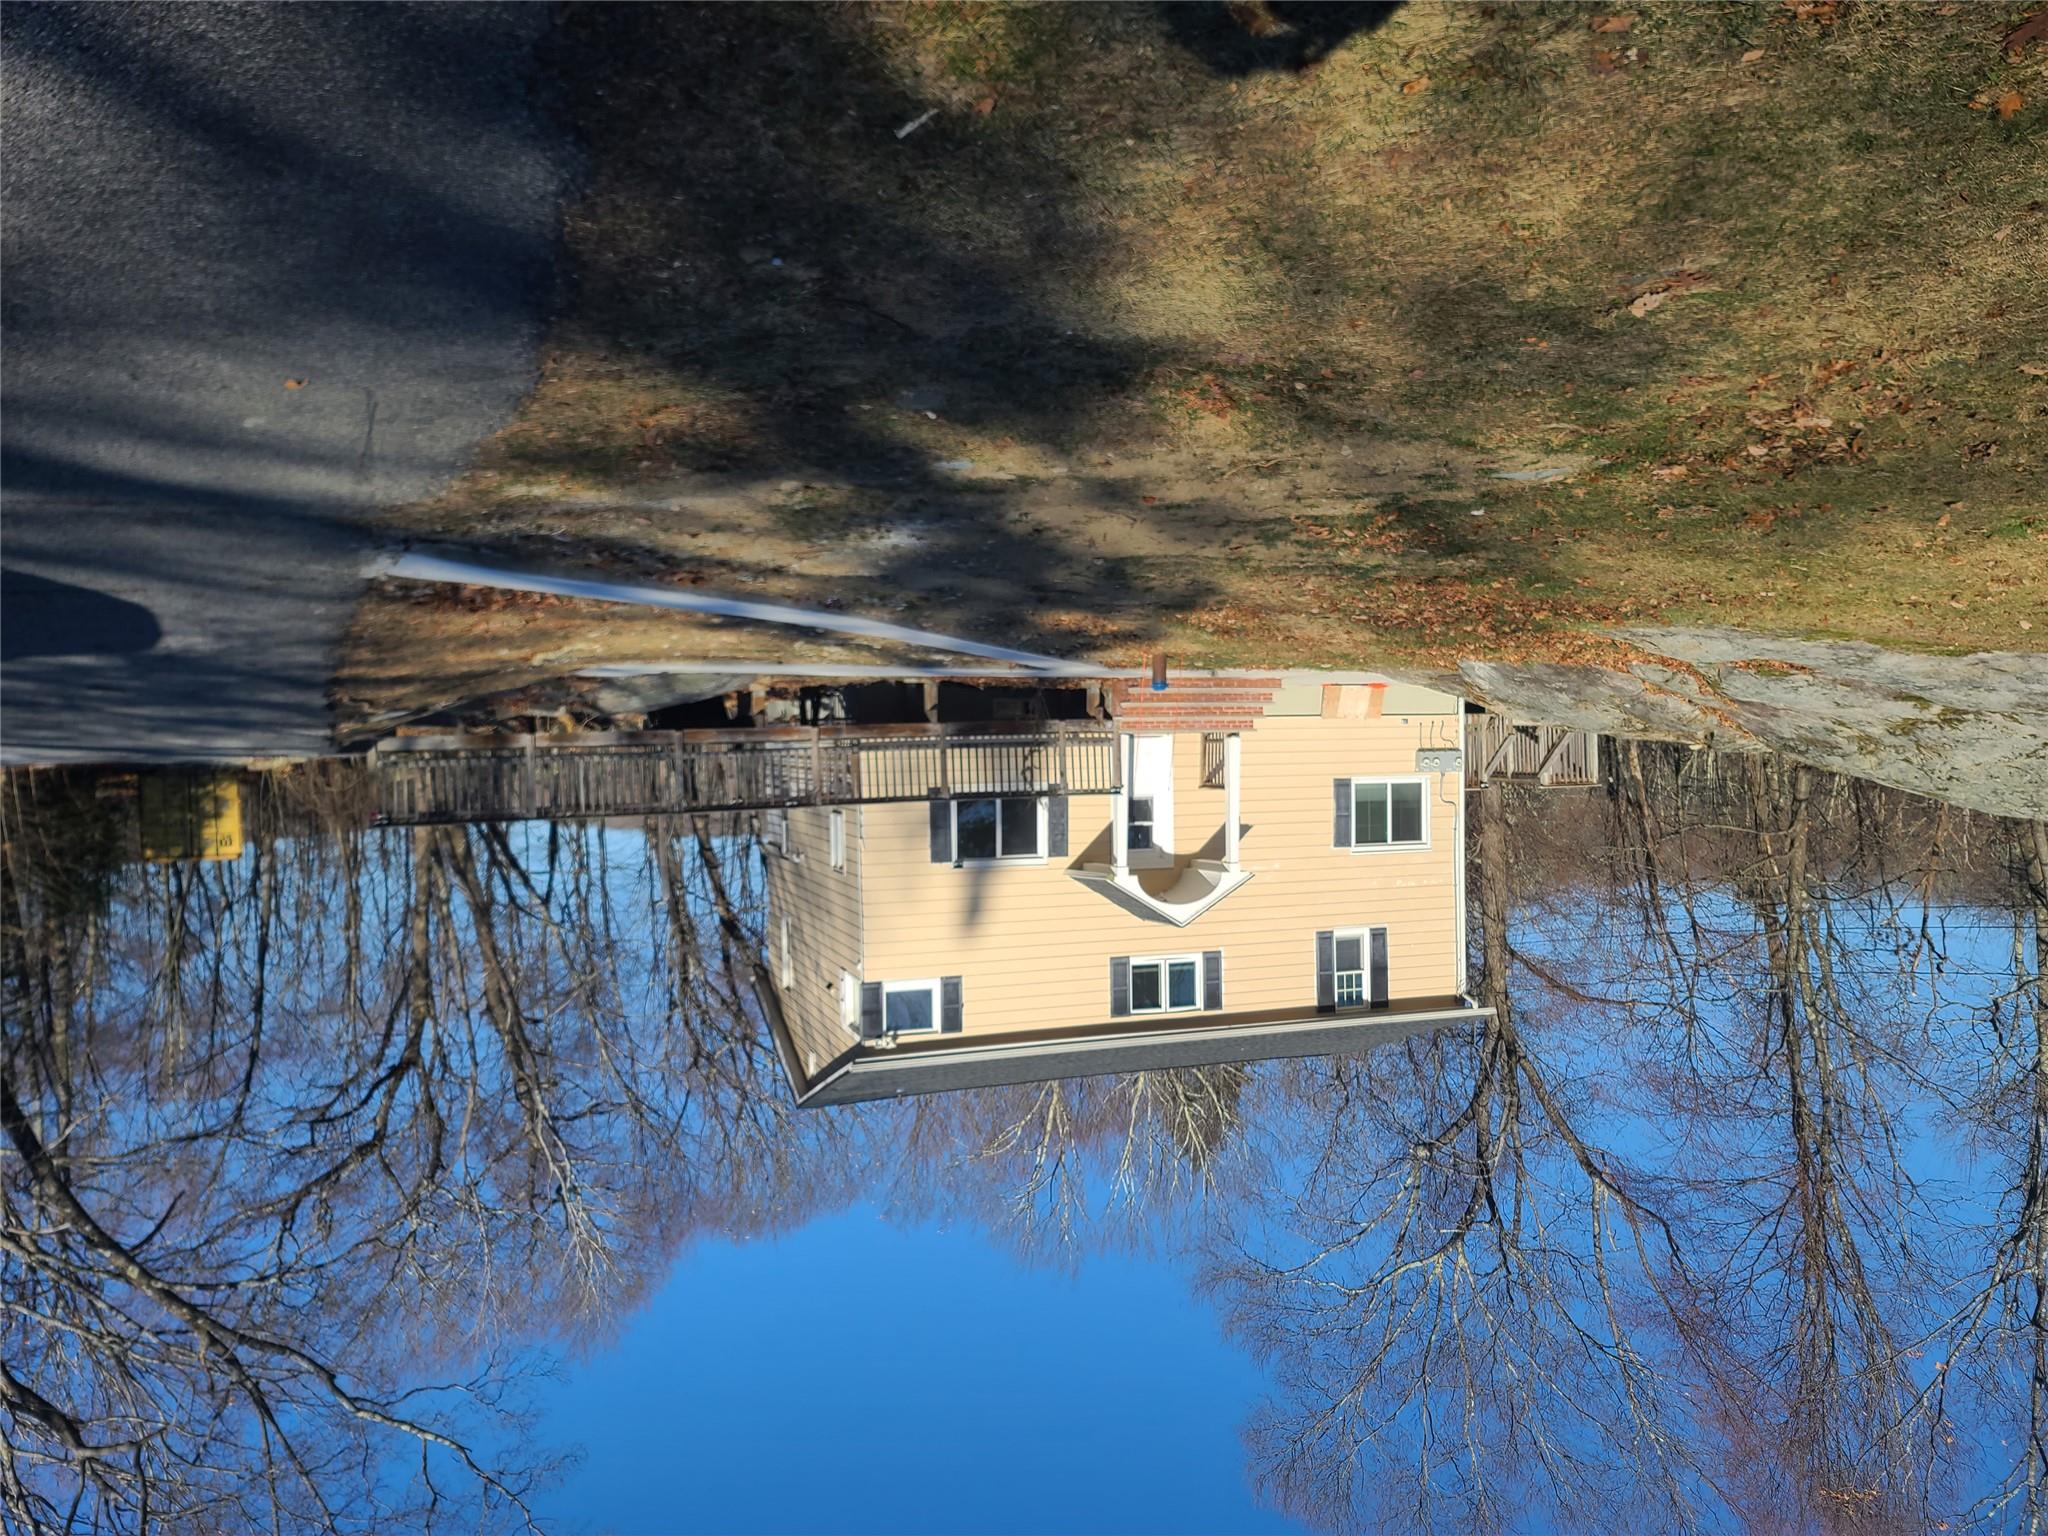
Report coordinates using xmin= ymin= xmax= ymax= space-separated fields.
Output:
xmin=1454 ymin=717 xmax=1470 ymax=999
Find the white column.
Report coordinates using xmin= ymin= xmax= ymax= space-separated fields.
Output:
xmin=1111 ymin=734 xmax=1131 ymax=877
xmin=1224 ymin=732 xmax=1242 ymax=872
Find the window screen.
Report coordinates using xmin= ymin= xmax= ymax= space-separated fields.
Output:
xmin=885 ymin=986 xmax=934 ymax=1033
xmin=956 ymin=799 xmax=999 ymax=860
xmin=1352 ymin=781 xmax=1425 ymax=846
xmin=1000 ymin=797 xmax=1040 ymax=857
xmin=1128 ymin=796 xmax=1155 ymax=851
xmin=1131 ymin=963 xmax=1163 ymax=1012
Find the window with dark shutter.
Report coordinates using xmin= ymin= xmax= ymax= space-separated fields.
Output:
xmin=1321 ymin=926 xmax=1390 ymax=1010
xmin=1047 ymin=795 xmax=1069 ymax=858
xmin=1110 ymin=956 xmax=1132 ymax=1017
xmin=941 ymin=976 xmax=964 ymax=1033
xmin=1202 ymin=950 xmax=1223 ymax=1011
xmin=929 ymin=799 xmax=953 ymax=863
xmin=1332 ymin=780 xmax=1351 ymax=848
xmin=860 ymin=982 xmax=884 ymax=1040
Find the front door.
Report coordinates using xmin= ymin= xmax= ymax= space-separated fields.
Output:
xmin=1127 ymin=734 xmax=1174 ymax=867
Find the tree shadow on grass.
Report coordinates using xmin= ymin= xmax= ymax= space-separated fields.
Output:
xmin=1158 ymin=1 xmax=1402 ymax=77
xmin=504 ymin=3 xmax=1224 ymax=660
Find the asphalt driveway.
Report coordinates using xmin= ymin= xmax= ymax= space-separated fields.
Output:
xmin=1 ymin=2 xmax=570 ymax=763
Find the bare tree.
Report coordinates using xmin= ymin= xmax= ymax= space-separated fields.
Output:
xmin=1 ymin=774 xmax=819 ymax=1533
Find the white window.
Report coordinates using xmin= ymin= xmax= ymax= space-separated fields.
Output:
xmin=954 ymin=796 xmax=1045 ymax=862
xmin=1327 ymin=927 xmax=1386 ymax=1010
xmin=1129 ymin=954 xmax=1202 ymax=1014
xmin=883 ymin=978 xmax=941 ymax=1034
xmin=829 ymin=808 xmax=846 ymax=871
xmin=1349 ymin=777 xmax=1429 ymax=850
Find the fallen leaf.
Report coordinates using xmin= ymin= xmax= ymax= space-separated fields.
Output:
xmin=2020 ymin=362 xmax=2048 ymax=376
xmin=1592 ymin=47 xmax=1620 ymax=74
xmin=1997 ymin=89 xmax=2024 ymax=121
xmin=1650 ymin=464 xmax=1689 ymax=479
xmin=1936 ymin=512 xmax=1952 ymax=528
xmin=1402 ymin=76 xmax=1431 ymax=94
xmin=1590 ymin=13 xmax=1635 ymax=31
xmin=974 ymin=94 xmax=996 ymax=114
xmin=1741 ymin=46 xmax=1766 ymax=62
xmin=284 ymin=378 xmax=306 ymax=390
xmin=1628 ymin=289 xmax=1669 ymax=316
xmin=2022 ymin=619 xmax=2035 ymax=631
xmin=2006 ymin=10 xmax=2048 ymax=56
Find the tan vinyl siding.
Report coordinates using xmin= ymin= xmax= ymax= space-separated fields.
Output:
xmin=762 ymin=806 xmax=863 ymax=1072
xmin=859 ymin=713 xmax=1465 ymax=1036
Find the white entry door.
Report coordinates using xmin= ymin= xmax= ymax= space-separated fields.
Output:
xmin=1127 ymin=734 xmax=1175 ymax=867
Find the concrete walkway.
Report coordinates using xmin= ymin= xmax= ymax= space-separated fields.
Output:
xmin=1 ymin=3 xmax=571 ymax=763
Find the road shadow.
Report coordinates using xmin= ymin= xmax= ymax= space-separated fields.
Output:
xmin=0 ymin=568 xmax=162 ymax=661
xmin=2 ymin=3 xmax=571 ymax=759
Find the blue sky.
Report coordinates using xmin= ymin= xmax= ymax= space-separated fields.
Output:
xmin=530 ymin=1205 xmax=1302 ymax=1536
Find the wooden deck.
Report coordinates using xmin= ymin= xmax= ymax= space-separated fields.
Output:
xmin=1465 ymin=715 xmax=1603 ymax=788
xmin=369 ymin=722 xmax=1121 ymax=825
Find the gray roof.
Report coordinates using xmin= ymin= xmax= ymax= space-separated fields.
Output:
xmin=754 ymin=973 xmax=1489 ymax=1107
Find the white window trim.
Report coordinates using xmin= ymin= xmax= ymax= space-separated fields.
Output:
xmin=840 ymin=971 xmax=860 ymax=1033
xmin=952 ymin=795 xmax=1049 ymax=867
xmin=1127 ymin=952 xmax=1205 ymax=1015
xmin=1327 ymin=926 xmax=1387 ymax=1010
xmin=829 ymin=808 xmax=846 ymax=872
xmin=1345 ymin=775 xmax=1432 ymax=853
xmin=779 ymin=916 xmax=793 ymax=988
xmin=882 ymin=977 xmax=943 ymax=1035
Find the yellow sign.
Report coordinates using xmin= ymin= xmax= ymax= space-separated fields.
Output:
xmin=138 ymin=773 xmax=244 ymax=862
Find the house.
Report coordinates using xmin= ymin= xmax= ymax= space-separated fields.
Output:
xmin=757 ymin=673 xmax=1492 ymax=1107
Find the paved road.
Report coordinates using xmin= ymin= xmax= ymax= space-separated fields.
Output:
xmin=1 ymin=3 xmax=570 ymax=763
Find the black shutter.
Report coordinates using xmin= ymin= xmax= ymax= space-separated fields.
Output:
xmin=859 ymin=982 xmax=884 ymax=1039
xmin=1109 ymin=956 xmax=1132 ymax=1018
xmin=1202 ymin=950 xmax=1223 ymax=1011
xmin=1047 ymin=795 xmax=1069 ymax=858
xmin=928 ymin=799 xmax=952 ymax=863
xmin=941 ymin=976 xmax=963 ymax=1033
xmin=1333 ymin=780 xmax=1352 ymax=848
xmin=1315 ymin=931 xmax=1335 ymax=1012
xmin=1369 ymin=928 xmax=1389 ymax=1009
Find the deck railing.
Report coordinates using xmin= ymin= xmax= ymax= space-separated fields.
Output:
xmin=370 ymin=723 xmax=1120 ymax=825
xmin=1465 ymin=715 xmax=1603 ymax=788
